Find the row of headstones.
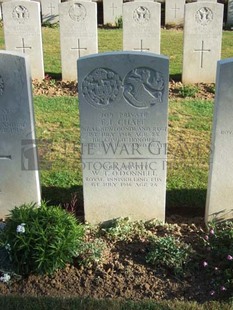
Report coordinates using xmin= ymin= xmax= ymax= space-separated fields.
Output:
xmin=1 ymin=50 xmax=233 ymax=224
xmin=2 ymin=0 xmax=233 ymax=28
xmin=2 ymin=0 xmax=225 ymax=84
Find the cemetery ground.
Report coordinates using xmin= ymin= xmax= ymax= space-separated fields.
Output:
xmin=0 ymin=26 xmax=233 ymax=309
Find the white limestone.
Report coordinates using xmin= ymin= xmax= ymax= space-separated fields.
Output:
xmin=123 ymin=1 xmax=161 ymax=54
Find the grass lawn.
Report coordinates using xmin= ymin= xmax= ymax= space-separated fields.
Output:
xmin=0 ymin=25 xmax=233 ymax=308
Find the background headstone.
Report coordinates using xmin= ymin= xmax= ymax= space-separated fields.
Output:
xmin=3 ymin=0 xmax=44 ymax=80
xmin=165 ymin=0 xmax=185 ymax=26
xmin=205 ymin=58 xmax=233 ymax=223
xmin=123 ymin=1 xmax=161 ymax=54
xmin=227 ymin=0 xmax=233 ymax=27
xmin=59 ymin=0 xmax=98 ymax=81
xmin=0 ymin=51 xmax=41 ymax=218
xmin=103 ymin=0 xmax=122 ymax=26
xmin=78 ymin=52 xmax=169 ymax=224
xmin=40 ymin=0 xmax=60 ymax=24
xmin=182 ymin=1 xmax=223 ymax=83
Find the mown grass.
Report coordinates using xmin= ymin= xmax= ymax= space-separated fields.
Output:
xmin=0 ymin=296 xmax=233 ymax=310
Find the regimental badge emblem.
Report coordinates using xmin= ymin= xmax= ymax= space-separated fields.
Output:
xmin=133 ymin=6 xmax=150 ymax=24
xmin=12 ymin=6 xmax=29 ymax=23
xmin=69 ymin=3 xmax=87 ymax=22
xmin=195 ymin=7 xmax=213 ymax=26
xmin=123 ymin=67 xmax=165 ymax=109
xmin=82 ymin=68 xmax=122 ymax=107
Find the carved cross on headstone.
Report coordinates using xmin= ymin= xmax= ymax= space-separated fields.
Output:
xmin=111 ymin=3 xmax=117 ymax=16
xmin=48 ymin=3 xmax=55 ymax=15
xmin=16 ymin=38 xmax=32 ymax=54
xmin=0 ymin=155 xmax=12 ymax=160
xmin=71 ymin=39 xmax=87 ymax=58
xmin=194 ymin=40 xmax=211 ymax=68
xmin=171 ymin=4 xmax=180 ymax=18
xmin=134 ymin=40 xmax=150 ymax=52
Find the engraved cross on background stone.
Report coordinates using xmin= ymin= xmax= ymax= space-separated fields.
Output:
xmin=71 ymin=39 xmax=87 ymax=58
xmin=171 ymin=4 xmax=180 ymax=18
xmin=16 ymin=38 xmax=32 ymax=54
xmin=111 ymin=3 xmax=117 ymax=16
xmin=0 ymin=155 xmax=12 ymax=160
xmin=134 ymin=40 xmax=150 ymax=52
xmin=194 ymin=40 xmax=211 ymax=68
xmin=48 ymin=3 xmax=55 ymax=15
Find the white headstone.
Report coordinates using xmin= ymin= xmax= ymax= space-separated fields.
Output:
xmin=0 ymin=51 xmax=41 ymax=218
xmin=205 ymin=58 xmax=233 ymax=223
xmin=182 ymin=2 xmax=223 ymax=84
xmin=2 ymin=0 xmax=44 ymax=80
xmin=59 ymin=1 xmax=98 ymax=81
xmin=40 ymin=0 xmax=60 ymax=24
xmin=123 ymin=1 xmax=161 ymax=54
xmin=78 ymin=52 xmax=169 ymax=225
xmin=103 ymin=0 xmax=122 ymax=26
xmin=227 ymin=0 xmax=233 ymax=27
xmin=165 ymin=0 xmax=185 ymax=26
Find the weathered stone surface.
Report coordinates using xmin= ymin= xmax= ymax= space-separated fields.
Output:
xmin=0 ymin=51 xmax=41 ymax=218
xmin=2 ymin=0 xmax=44 ymax=80
xmin=59 ymin=0 xmax=98 ymax=81
xmin=165 ymin=0 xmax=185 ymax=26
xmin=182 ymin=1 xmax=223 ymax=84
xmin=40 ymin=0 xmax=60 ymax=24
xmin=205 ymin=58 xmax=233 ymax=223
xmin=103 ymin=0 xmax=122 ymax=25
xmin=78 ymin=52 xmax=169 ymax=224
xmin=123 ymin=1 xmax=161 ymax=54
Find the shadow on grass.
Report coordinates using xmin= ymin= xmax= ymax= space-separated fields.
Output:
xmin=45 ymin=72 xmax=62 ymax=80
xmin=42 ymin=185 xmax=84 ymax=221
xmin=170 ymin=73 xmax=182 ymax=82
xmin=166 ymin=188 xmax=206 ymax=218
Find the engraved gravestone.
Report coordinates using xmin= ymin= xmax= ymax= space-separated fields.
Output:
xmin=2 ymin=0 xmax=44 ymax=80
xmin=227 ymin=0 xmax=233 ymax=27
xmin=40 ymin=0 xmax=60 ymax=24
xmin=0 ymin=51 xmax=41 ymax=218
xmin=123 ymin=1 xmax=161 ymax=54
xmin=59 ymin=0 xmax=98 ymax=81
xmin=78 ymin=52 xmax=169 ymax=224
xmin=103 ymin=0 xmax=122 ymax=26
xmin=205 ymin=58 xmax=233 ymax=223
xmin=182 ymin=1 xmax=223 ymax=83
xmin=165 ymin=0 xmax=185 ymax=26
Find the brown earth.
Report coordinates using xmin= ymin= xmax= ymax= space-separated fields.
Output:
xmin=0 ymin=79 xmax=219 ymax=302
xmin=32 ymin=75 xmax=215 ymax=100
xmin=0 ymin=216 xmax=217 ymax=302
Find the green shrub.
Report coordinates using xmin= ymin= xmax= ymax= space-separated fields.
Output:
xmin=201 ymin=222 xmax=233 ymax=298
xmin=178 ymin=84 xmax=199 ymax=98
xmin=115 ymin=16 xmax=123 ymax=28
xmin=0 ymin=203 xmax=84 ymax=275
xmin=146 ymin=236 xmax=192 ymax=276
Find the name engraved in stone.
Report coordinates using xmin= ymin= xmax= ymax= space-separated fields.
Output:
xmin=82 ymin=68 xmax=122 ymax=107
xmin=123 ymin=68 xmax=164 ymax=109
xmin=133 ymin=6 xmax=150 ymax=24
xmin=221 ymin=130 xmax=233 ymax=135
xmin=12 ymin=6 xmax=29 ymax=23
xmin=195 ymin=7 xmax=213 ymax=25
xmin=69 ymin=3 xmax=87 ymax=22
xmin=0 ymin=76 xmax=4 ymax=95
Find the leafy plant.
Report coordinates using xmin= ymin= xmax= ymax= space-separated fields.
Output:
xmin=115 ymin=16 xmax=123 ymax=29
xmin=200 ymin=222 xmax=233 ymax=298
xmin=146 ymin=236 xmax=192 ymax=276
xmin=76 ymin=239 xmax=107 ymax=267
xmin=0 ymin=203 xmax=84 ymax=275
xmin=99 ymin=217 xmax=148 ymax=241
xmin=178 ymin=84 xmax=199 ymax=98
